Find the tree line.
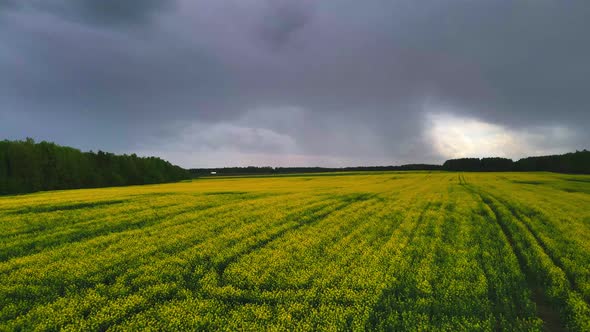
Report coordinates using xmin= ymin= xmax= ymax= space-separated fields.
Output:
xmin=0 ymin=139 xmax=189 ymax=195
xmin=192 ymin=151 xmax=590 ymax=177
xmin=442 ymin=150 xmax=590 ymax=173
xmin=190 ymin=164 xmax=442 ymax=177
xmin=1 ymin=138 xmax=588 ymax=195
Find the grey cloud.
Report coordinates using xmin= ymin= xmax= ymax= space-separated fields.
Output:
xmin=0 ymin=0 xmax=17 ymax=9
xmin=257 ymin=0 xmax=313 ymax=50
xmin=1 ymin=0 xmax=589 ymax=166
xmin=405 ymin=1 xmax=590 ymax=127
xmin=0 ymin=0 xmax=174 ymax=26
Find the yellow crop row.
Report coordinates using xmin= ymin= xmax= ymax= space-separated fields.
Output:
xmin=0 ymin=172 xmax=589 ymax=330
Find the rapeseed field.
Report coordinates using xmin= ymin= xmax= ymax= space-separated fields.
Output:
xmin=1 ymin=172 xmax=589 ymax=331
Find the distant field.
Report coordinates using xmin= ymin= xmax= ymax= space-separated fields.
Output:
xmin=1 ymin=172 xmax=589 ymax=331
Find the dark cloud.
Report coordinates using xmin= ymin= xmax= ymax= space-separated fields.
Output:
xmin=414 ymin=1 xmax=590 ymax=127
xmin=70 ymin=0 xmax=173 ymax=25
xmin=257 ymin=0 xmax=313 ymax=50
xmin=0 ymin=0 xmax=174 ymax=26
xmin=1 ymin=0 xmax=589 ymax=167
xmin=0 ymin=0 xmax=17 ymax=9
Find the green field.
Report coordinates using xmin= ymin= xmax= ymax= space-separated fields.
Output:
xmin=1 ymin=172 xmax=589 ymax=331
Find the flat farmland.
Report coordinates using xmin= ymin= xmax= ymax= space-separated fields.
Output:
xmin=1 ymin=172 xmax=589 ymax=331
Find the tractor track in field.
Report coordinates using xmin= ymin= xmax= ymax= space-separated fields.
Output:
xmin=472 ymin=227 xmax=506 ymax=331
xmin=480 ymin=190 xmax=590 ymax=307
xmin=0 ymin=194 xmax=324 ymax=323
xmin=470 ymin=188 xmax=566 ymax=331
xmin=214 ymin=200 xmax=351 ymax=286
xmin=184 ymin=198 xmax=435 ymax=326
xmin=366 ymin=200 xmax=442 ymax=329
xmin=491 ymin=196 xmax=588 ymax=305
xmin=183 ymin=194 xmax=379 ymax=294
xmin=1 ymin=203 xmax=285 ymax=323
xmin=3 ymin=173 xmax=588 ymax=331
xmin=0 ymin=193 xmax=287 ymax=263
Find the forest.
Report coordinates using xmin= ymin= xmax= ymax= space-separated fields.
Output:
xmin=1 ymin=138 xmax=589 ymax=195
xmin=189 ymin=164 xmax=442 ymax=177
xmin=443 ymin=151 xmax=590 ymax=173
xmin=0 ymin=139 xmax=189 ymax=195
xmin=191 ymin=151 xmax=590 ymax=177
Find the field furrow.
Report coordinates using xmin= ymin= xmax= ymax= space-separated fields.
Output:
xmin=1 ymin=172 xmax=589 ymax=331
xmin=471 ymin=186 xmax=590 ymax=331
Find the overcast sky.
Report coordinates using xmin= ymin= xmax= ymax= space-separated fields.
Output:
xmin=1 ymin=1 xmax=589 ymax=167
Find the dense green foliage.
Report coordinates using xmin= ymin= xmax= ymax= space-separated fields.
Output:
xmin=0 ymin=139 xmax=189 ymax=195
xmin=443 ymin=150 xmax=590 ymax=173
xmin=515 ymin=150 xmax=590 ymax=173
xmin=443 ymin=157 xmax=515 ymax=172
xmin=190 ymin=164 xmax=442 ymax=177
xmin=1 ymin=172 xmax=589 ymax=330
xmin=193 ymin=151 xmax=590 ymax=177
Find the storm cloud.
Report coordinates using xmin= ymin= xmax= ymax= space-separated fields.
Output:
xmin=1 ymin=0 xmax=589 ymax=167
